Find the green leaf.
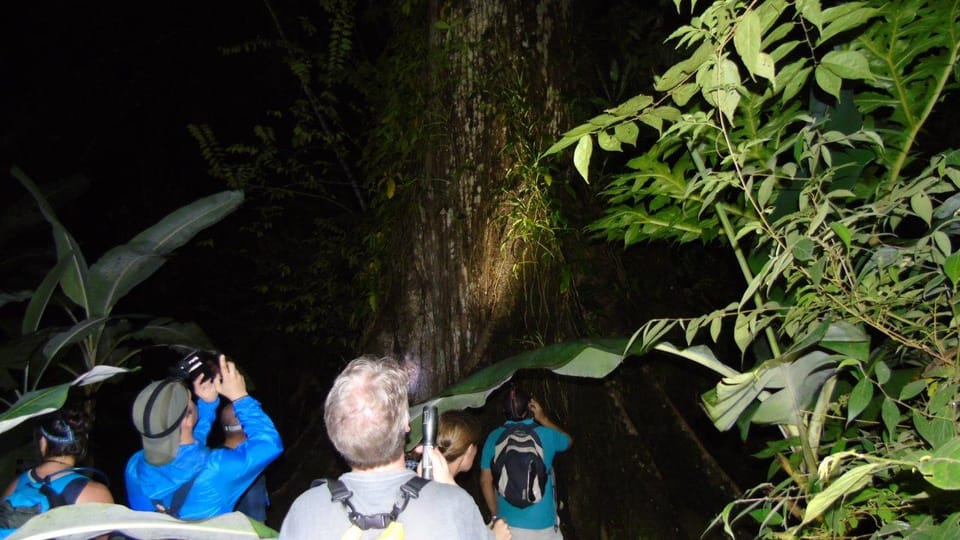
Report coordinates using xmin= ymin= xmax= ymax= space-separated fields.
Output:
xmin=699 ymin=59 xmax=742 ymax=123
xmin=714 ymin=59 xmax=742 ymax=122
xmin=87 ymin=190 xmax=244 ymax=316
xmin=820 ymin=321 xmax=870 ymax=362
xmin=815 ymin=65 xmax=842 ymax=99
xmin=910 ymin=192 xmax=933 ymax=226
xmin=820 ymin=50 xmax=873 ymax=81
xmin=655 ymin=42 xmax=712 ymax=92
xmin=754 ymin=52 xmax=776 ymax=82
xmin=793 ymin=237 xmax=816 ymax=261
xmin=881 ymin=397 xmax=900 ymax=439
xmin=573 ymin=135 xmax=593 ymax=183
xmin=830 ymin=222 xmax=852 ymax=250
xmin=598 ymin=130 xmax=622 ymax=151
xmin=933 ymin=231 xmax=952 ymax=259
xmin=919 ymin=438 xmax=960 ymax=490
xmin=607 ymin=94 xmax=653 ymax=117
xmin=945 ymin=252 xmax=960 ymax=287
xmin=7 ymin=502 xmax=272 ymax=539
xmin=11 ymin=167 xmax=92 ymax=312
xmin=407 ymin=338 xmax=635 ymax=446
xmin=817 ymin=5 xmax=879 ymax=45
xmin=653 ymin=342 xmax=740 ymax=378
xmin=637 ymin=113 xmax=663 ymax=134
xmin=614 ymin=122 xmax=639 ymax=146
xmin=914 ymin=410 xmax=956 ymax=450
xmin=750 ymin=352 xmax=836 ymax=426
xmin=899 ymin=379 xmax=926 ymax=401
xmin=671 ymin=83 xmax=699 ymax=106
xmin=542 ymin=134 xmax=583 ymax=157
xmin=801 ymin=463 xmax=882 ymax=525
xmin=797 ymin=0 xmax=824 ymax=29
xmin=757 ymin=176 xmax=776 ymax=208
xmin=874 ymin=360 xmax=891 ymax=385
xmin=21 ymin=256 xmax=74 ymax=335
xmin=781 ymin=65 xmax=812 ymax=104
xmin=734 ymin=10 xmax=762 ymax=78
xmin=0 ymin=366 xmax=129 ymax=435
xmin=847 ymin=377 xmax=873 ymax=426
xmin=42 ymin=317 xmax=109 ymax=367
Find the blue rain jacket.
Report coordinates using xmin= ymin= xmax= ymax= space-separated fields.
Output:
xmin=125 ymin=395 xmax=282 ymax=519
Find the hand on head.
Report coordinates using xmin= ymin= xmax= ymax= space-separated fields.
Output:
xmin=193 ymin=373 xmax=218 ymax=403
xmin=528 ymin=398 xmax=544 ymax=421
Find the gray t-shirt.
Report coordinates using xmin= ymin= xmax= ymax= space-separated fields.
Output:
xmin=279 ymin=469 xmax=495 ymax=540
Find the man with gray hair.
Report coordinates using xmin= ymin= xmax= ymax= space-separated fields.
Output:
xmin=279 ymin=356 xmax=510 ymax=540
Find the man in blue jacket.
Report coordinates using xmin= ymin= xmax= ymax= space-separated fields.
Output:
xmin=125 ymin=355 xmax=283 ymax=519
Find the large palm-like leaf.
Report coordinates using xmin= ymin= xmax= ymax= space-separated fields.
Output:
xmin=87 ymin=190 xmax=243 ymax=316
xmin=0 ymin=366 xmax=129 ymax=435
xmin=7 ymin=504 xmax=275 ymax=540
xmin=11 ymin=168 xmax=91 ymax=312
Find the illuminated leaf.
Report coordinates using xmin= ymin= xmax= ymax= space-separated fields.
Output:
xmin=573 ymin=134 xmax=593 ymax=183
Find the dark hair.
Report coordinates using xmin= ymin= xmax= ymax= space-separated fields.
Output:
xmin=38 ymin=407 xmax=91 ymax=459
xmin=502 ymin=384 xmax=531 ymax=421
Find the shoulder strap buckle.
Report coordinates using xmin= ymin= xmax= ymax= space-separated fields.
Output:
xmin=326 ymin=476 xmax=430 ymax=531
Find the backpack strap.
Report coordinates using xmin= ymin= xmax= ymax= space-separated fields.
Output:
xmin=35 ymin=467 xmax=109 ymax=508
xmin=325 ymin=476 xmax=429 ymax=531
xmin=152 ymin=472 xmax=201 ymax=518
xmin=39 ymin=477 xmax=87 ymax=508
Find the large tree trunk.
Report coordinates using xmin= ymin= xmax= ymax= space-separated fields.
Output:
xmin=271 ymin=2 xmax=757 ymax=537
xmin=364 ymin=0 xmax=573 ymax=400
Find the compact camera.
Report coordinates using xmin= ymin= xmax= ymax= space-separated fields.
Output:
xmin=171 ymin=350 xmax=221 ymax=382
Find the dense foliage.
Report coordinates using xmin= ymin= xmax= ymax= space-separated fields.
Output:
xmin=0 ymin=169 xmax=239 ymax=435
xmin=549 ymin=0 xmax=960 ymax=536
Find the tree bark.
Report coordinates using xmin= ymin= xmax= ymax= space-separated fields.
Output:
xmin=365 ymin=0 xmax=573 ymax=400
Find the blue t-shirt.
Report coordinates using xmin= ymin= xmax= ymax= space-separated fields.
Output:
xmin=480 ymin=418 xmax=571 ymax=529
xmin=125 ymin=395 xmax=283 ymax=519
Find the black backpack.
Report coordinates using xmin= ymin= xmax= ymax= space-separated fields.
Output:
xmin=0 ymin=467 xmax=107 ymax=531
xmin=490 ymin=423 xmax=548 ymax=508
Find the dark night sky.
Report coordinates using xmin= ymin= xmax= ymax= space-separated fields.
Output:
xmin=1 ymin=2 xmax=315 ymax=506
xmin=1 ymin=2 xmax=305 ymax=345
xmin=2 ymin=1 xmax=280 ymax=241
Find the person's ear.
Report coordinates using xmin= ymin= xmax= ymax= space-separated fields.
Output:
xmin=39 ymin=437 xmax=48 ymax=457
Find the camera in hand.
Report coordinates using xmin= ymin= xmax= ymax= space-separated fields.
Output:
xmin=171 ymin=350 xmax=221 ymax=382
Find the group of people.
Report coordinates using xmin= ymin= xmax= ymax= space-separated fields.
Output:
xmin=278 ymin=356 xmax=572 ymax=540
xmin=0 ymin=354 xmax=571 ymax=540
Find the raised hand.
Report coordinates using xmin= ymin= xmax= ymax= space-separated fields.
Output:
xmin=214 ymin=355 xmax=248 ymax=402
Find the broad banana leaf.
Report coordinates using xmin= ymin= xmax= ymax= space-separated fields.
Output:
xmin=0 ymin=366 xmax=130 ymax=435
xmin=407 ymin=338 xmax=634 ymax=447
xmin=11 ymin=167 xmax=92 ymax=312
xmin=7 ymin=504 xmax=276 ymax=540
xmin=22 ymin=256 xmax=74 ymax=335
xmin=87 ymin=190 xmax=243 ymax=317
xmin=406 ymin=320 xmax=867 ymax=445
